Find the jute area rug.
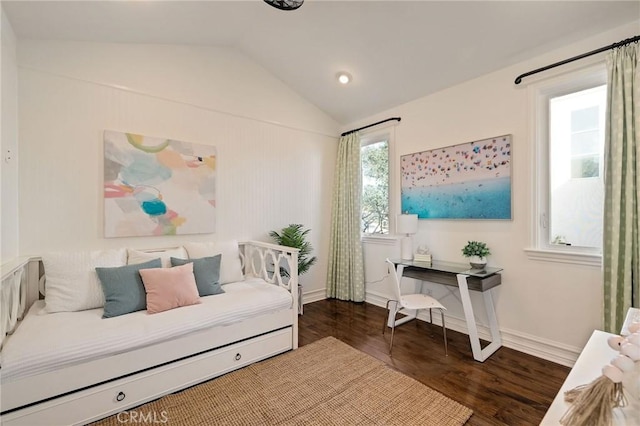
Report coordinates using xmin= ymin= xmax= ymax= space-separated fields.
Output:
xmin=93 ymin=336 xmax=472 ymax=425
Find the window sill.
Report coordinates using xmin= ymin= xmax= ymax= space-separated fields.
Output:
xmin=361 ymin=234 xmax=399 ymax=246
xmin=524 ymin=248 xmax=602 ymax=267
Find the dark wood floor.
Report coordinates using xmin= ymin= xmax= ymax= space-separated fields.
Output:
xmin=298 ymin=299 xmax=571 ymax=426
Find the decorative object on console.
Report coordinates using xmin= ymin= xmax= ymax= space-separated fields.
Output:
xmin=401 ymin=135 xmax=512 ymax=219
xmin=397 ymin=214 xmax=418 ymax=260
xmin=414 ymin=245 xmax=432 ymax=263
xmin=461 ymin=241 xmax=491 ymax=269
xmin=622 ymin=308 xmax=640 ymax=336
xmin=103 ymin=131 xmax=216 ymax=238
xmin=560 ymin=322 xmax=640 ymax=426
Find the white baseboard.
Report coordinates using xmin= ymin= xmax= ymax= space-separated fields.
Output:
xmin=365 ymin=291 xmax=389 ymax=308
xmin=302 ymin=288 xmax=327 ymax=305
xmin=300 ymin=290 xmax=581 ymax=367
xmin=366 ymin=291 xmax=581 ymax=367
xmin=499 ymin=328 xmax=581 ymax=367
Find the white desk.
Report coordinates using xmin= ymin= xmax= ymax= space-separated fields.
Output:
xmin=387 ymin=260 xmax=503 ymax=362
xmin=541 ymin=330 xmax=640 ymax=425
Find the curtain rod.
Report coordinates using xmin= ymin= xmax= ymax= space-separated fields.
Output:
xmin=514 ymin=35 xmax=640 ymax=85
xmin=341 ymin=117 xmax=401 ymax=137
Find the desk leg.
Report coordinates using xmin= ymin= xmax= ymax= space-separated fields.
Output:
xmin=457 ymin=274 xmax=502 ymax=362
xmin=483 ymin=286 xmax=503 ymax=358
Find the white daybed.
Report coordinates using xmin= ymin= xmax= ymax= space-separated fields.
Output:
xmin=0 ymin=240 xmax=299 ymax=426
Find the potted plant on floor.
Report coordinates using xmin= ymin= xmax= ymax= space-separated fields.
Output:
xmin=461 ymin=241 xmax=491 ymax=269
xmin=269 ymin=224 xmax=317 ymax=314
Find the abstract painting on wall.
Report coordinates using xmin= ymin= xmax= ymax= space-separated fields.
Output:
xmin=104 ymin=131 xmax=216 ymax=237
xmin=401 ymin=135 xmax=511 ymax=220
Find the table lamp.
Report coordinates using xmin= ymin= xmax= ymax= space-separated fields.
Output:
xmin=397 ymin=213 xmax=418 ymax=260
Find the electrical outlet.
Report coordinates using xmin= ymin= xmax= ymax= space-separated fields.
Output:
xmin=4 ymin=149 xmax=12 ymax=163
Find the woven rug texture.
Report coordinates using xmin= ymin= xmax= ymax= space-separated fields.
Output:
xmin=93 ymin=336 xmax=472 ymax=425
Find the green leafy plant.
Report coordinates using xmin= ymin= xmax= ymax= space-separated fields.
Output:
xmin=269 ymin=224 xmax=317 ymax=277
xmin=361 ymin=141 xmax=389 ymax=234
xmin=461 ymin=241 xmax=491 ymax=258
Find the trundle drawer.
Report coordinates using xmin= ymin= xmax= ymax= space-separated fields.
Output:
xmin=1 ymin=328 xmax=292 ymax=426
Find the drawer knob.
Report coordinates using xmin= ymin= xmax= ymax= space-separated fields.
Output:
xmin=116 ymin=391 xmax=126 ymax=402
xmin=235 ymin=353 xmax=242 ymax=361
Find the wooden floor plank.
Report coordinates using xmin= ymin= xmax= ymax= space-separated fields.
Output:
xmin=298 ymin=299 xmax=570 ymax=426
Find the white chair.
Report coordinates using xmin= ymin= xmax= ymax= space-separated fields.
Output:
xmin=383 ymin=259 xmax=448 ymax=355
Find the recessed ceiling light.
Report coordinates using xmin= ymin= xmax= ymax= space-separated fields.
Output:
xmin=337 ymin=72 xmax=352 ymax=85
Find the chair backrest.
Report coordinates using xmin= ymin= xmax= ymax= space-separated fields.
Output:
xmin=385 ymin=259 xmax=404 ymax=303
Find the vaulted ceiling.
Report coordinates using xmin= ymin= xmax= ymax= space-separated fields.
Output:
xmin=4 ymin=1 xmax=639 ymax=124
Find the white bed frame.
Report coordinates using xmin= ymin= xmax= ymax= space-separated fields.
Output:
xmin=0 ymin=241 xmax=299 ymax=426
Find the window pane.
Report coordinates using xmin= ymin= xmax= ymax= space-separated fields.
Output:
xmin=571 ymin=156 xmax=600 ymax=179
xmin=361 ymin=141 xmax=389 ymax=234
xmin=549 ymin=85 xmax=605 ymax=249
xmin=571 ymin=106 xmax=598 ymax=132
xmin=571 ymin=130 xmax=599 ymax=156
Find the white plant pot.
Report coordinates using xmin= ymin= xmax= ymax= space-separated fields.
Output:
xmin=469 ymin=256 xmax=487 ymax=269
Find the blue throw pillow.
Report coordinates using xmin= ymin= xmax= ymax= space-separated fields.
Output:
xmin=170 ymin=255 xmax=224 ymax=297
xmin=96 ymin=258 xmax=161 ymax=318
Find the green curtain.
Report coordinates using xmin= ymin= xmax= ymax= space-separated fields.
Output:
xmin=326 ymin=132 xmax=365 ymax=302
xmin=603 ymin=43 xmax=639 ymax=333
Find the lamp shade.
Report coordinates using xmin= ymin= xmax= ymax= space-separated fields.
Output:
xmin=396 ymin=214 xmax=418 ymax=235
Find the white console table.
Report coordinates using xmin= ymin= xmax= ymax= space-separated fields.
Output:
xmin=541 ymin=329 xmax=640 ymax=425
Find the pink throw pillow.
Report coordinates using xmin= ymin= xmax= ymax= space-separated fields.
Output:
xmin=139 ymin=263 xmax=201 ymax=314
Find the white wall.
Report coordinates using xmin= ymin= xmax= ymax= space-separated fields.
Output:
xmin=1 ymin=8 xmax=19 ymax=263
xmin=16 ymin=41 xmax=338 ymax=299
xmin=351 ymin=21 xmax=640 ymax=366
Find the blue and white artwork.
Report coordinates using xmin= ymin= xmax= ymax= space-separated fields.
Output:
xmin=401 ymin=135 xmax=512 ymax=220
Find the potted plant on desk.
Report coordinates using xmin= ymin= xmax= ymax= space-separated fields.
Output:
xmin=461 ymin=241 xmax=491 ymax=269
xmin=269 ymin=224 xmax=317 ymax=314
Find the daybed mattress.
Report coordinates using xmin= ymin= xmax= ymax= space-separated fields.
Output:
xmin=1 ymin=278 xmax=291 ymax=382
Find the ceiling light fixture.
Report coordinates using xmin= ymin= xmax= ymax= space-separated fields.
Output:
xmin=337 ymin=72 xmax=352 ymax=85
xmin=263 ymin=0 xmax=304 ymax=11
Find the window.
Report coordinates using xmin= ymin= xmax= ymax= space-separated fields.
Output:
xmin=549 ymin=86 xmax=606 ymax=248
xmin=361 ymin=136 xmax=389 ymax=235
xmin=569 ymin=105 xmax=601 ymax=179
xmin=528 ymin=66 xmax=606 ymax=265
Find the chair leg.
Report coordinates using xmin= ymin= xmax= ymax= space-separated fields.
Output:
xmin=383 ymin=300 xmax=394 ymax=335
xmin=383 ymin=300 xmax=400 ymax=354
xmin=440 ymin=309 xmax=448 ymax=356
xmin=390 ymin=320 xmax=396 ymax=353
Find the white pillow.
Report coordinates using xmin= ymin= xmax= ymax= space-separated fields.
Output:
xmin=184 ymin=241 xmax=244 ymax=284
xmin=127 ymin=247 xmax=187 ymax=268
xmin=42 ymin=249 xmax=127 ymax=313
